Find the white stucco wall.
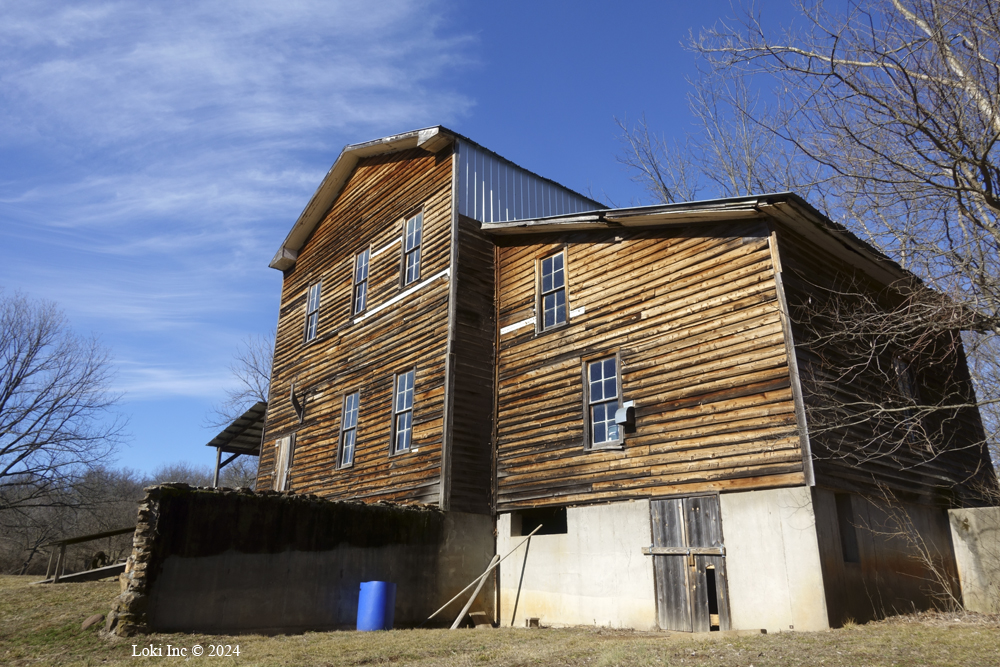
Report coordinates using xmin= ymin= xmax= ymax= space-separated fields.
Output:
xmin=719 ymin=486 xmax=830 ymax=633
xmin=949 ymin=507 xmax=1000 ymax=614
xmin=497 ymin=499 xmax=657 ymax=629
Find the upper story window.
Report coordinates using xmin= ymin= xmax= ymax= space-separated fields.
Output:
xmin=353 ymin=249 xmax=369 ymax=315
xmin=392 ymin=369 xmax=415 ymax=454
xmin=587 ymin=356 xmax=622 ymax=449
xmin=305 ymin=282 xmax=321 ymax=342
xmin=403 ymin=212 xmax=423 ymax=285
xmin=338 ymin=391 xmax=360 ymax=468
xmin=539 ymin=251 xmax=568 ymax=330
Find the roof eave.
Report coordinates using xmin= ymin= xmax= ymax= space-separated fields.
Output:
xmin=481 ymin=192 xmax=910 ymax=287
xmin=268 ymin=126 xmax=456 ymax=271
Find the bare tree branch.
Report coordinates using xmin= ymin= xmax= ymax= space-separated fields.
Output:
xmin=0 ymin=290 xmax=125 ymax=516
xmin=206 ymin=331 xmax=274 ymax=429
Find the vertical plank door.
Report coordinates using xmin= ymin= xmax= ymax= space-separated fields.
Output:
xmin=650 ymin=495 xmax=731 ymax=632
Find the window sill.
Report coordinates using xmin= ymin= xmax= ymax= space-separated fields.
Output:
xmin=389 ymin=447 xmax=421 ymax=458
xmin=587 ymin=443 xmax=625 ymax=452
xmin=535 ymin=320 xmax=571 ymax=337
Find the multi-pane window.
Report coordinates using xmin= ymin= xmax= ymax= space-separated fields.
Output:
xmin=392 ymin=369 xmax=415 ymax=453
xmin=403 ymin=212 xmax=423 ymax=285
xmin=353 ymin=249 xmax=369 ymax=314
xmin=540 ymin=251 xmax=568 ymax=330
xmin=305 ymin=282 xmax=321 ymax=342
xmin=338 ymin=392 xmax=360 ymax=467
xmin=587 ymin=356 xmax=621 ymax=448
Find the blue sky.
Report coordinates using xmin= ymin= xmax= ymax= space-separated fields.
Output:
xmin=0 ymin=0 xmax=799 ymax=474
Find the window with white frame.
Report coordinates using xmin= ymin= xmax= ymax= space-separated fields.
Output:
xmin=353 ymin=249 xmax=369 ymax=315
xmin=539 ymin=251 xmax=568 ymax=330
xmin=273 ymin=434 xmax=294 ymax=491
xmin=305 ymin=282 xmax=321 ymax=342
xmin=586 ymin=356 xmax=622 ymax=448
xmin=402 ymin=212 xmax=423 ymax=285
xmin=392 ymin=369 xmax=415 ymax=453
xmin=338 ymin=391 xmax=360 ymax=467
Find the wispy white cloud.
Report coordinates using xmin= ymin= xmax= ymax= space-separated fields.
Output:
xmin=0 ymin=0 xmax=475 ymax=408
xmin=0 ymin=0 xmax=473 ymax=148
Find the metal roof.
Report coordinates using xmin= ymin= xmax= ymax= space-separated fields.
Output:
xmin=205 ymin=401 xmax=267 ymax=456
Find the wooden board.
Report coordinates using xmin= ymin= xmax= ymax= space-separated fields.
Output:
xmin=494 ymin=224 xmax=802 ymax=509
xmin=774 ymin=223 xmax=998 ymax=506
xmin=650 ymin=496 xmax=731 ymax=632
xmin=259 ymin=147 xmax=455 ymax=506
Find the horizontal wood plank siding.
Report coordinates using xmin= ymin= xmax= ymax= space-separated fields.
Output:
xmin=259 ymin=147 xmax=453 ymax=505
xmin=494 ymin=223 xmax=803 ymax=510
xmin=775 ymin=224 xmax=996 ymax=506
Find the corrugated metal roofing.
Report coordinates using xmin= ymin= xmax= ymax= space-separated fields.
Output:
xmin=456 ymin=140 xmax=599 ymax=223
xmin=205 ymin=401 xmax=266 ymax=455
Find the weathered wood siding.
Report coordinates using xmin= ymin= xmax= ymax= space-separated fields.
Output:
xmin=776 ymin=224 xmax=996 ymax=506
xmin=494 ymin=222 xmax=804 ymax=510
xmin=443 ymin=215 xmax=497 ymax=514
xmin=259 ymin=147 xmax=453 ymax=505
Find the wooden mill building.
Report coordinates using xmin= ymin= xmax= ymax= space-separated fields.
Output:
xmin=257 ymin=126 xmax=995 ymax=632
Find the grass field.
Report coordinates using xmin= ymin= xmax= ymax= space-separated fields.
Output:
xmin=2 ymin=574 xmax=999 ymax=666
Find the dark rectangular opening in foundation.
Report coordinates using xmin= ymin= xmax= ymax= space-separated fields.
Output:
xmin=513 ymin=506 xmax=567 ymax=535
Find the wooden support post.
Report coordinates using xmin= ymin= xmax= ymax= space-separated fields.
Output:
xmin=45 ymin=550 xmax=55 ymax=582
xmin=451 ymin=554 xmax=499 ymax=630
xmin=53 ymin=544 xmax=66 ymax=583
xmin=510 ymin=534 xmax=532 ymax=627
xmin=213 ymin=446 xmax=222 ymax=488
xmin=424 ymin=525 xmax=542 ymax=626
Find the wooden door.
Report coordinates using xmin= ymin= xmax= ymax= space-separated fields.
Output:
xmin=649 ymin=496 xmax=731 ymax=632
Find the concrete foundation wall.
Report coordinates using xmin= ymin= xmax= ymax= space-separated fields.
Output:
xmin=949 ymin=507 xmax=1000 ymax=613
xmin=496 ymin=499 xmax=657 ymax=629
xmin=813 ymin=488 xmax=958 ymax=625
xmin=148 ymin=511 xmax=493 ymax=633
xmin=111 ymin=486 xmax=495 ymax=635
xmin=719 ymin=486 xmax=830 ymax=633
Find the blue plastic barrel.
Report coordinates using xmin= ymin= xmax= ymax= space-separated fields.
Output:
xmin=357 ymin=581 xmax=397 ymax=631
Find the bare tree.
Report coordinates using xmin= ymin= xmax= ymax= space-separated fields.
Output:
xmin=617 ymin=71 xmax=825 ymax=204
xmin=619 ymin=1 xmax=1000 ymax=477
xmin=692 ymin=0 xmax=1000 ymax=321
xmin=150 ymin=461 xmax=215 ymax=486
xmin=0 ymin=290 xmax=125 ymax=517
xmin=218 ymin=455 xmax=259 ymax=489
xmin=616 ymin=114 xmax=703 ymax=203
xmin=207 ymin=331 xmax=274 ymax=428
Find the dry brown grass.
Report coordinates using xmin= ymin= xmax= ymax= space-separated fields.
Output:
xmin=2 ymin=574 xmax=999 ymax=666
